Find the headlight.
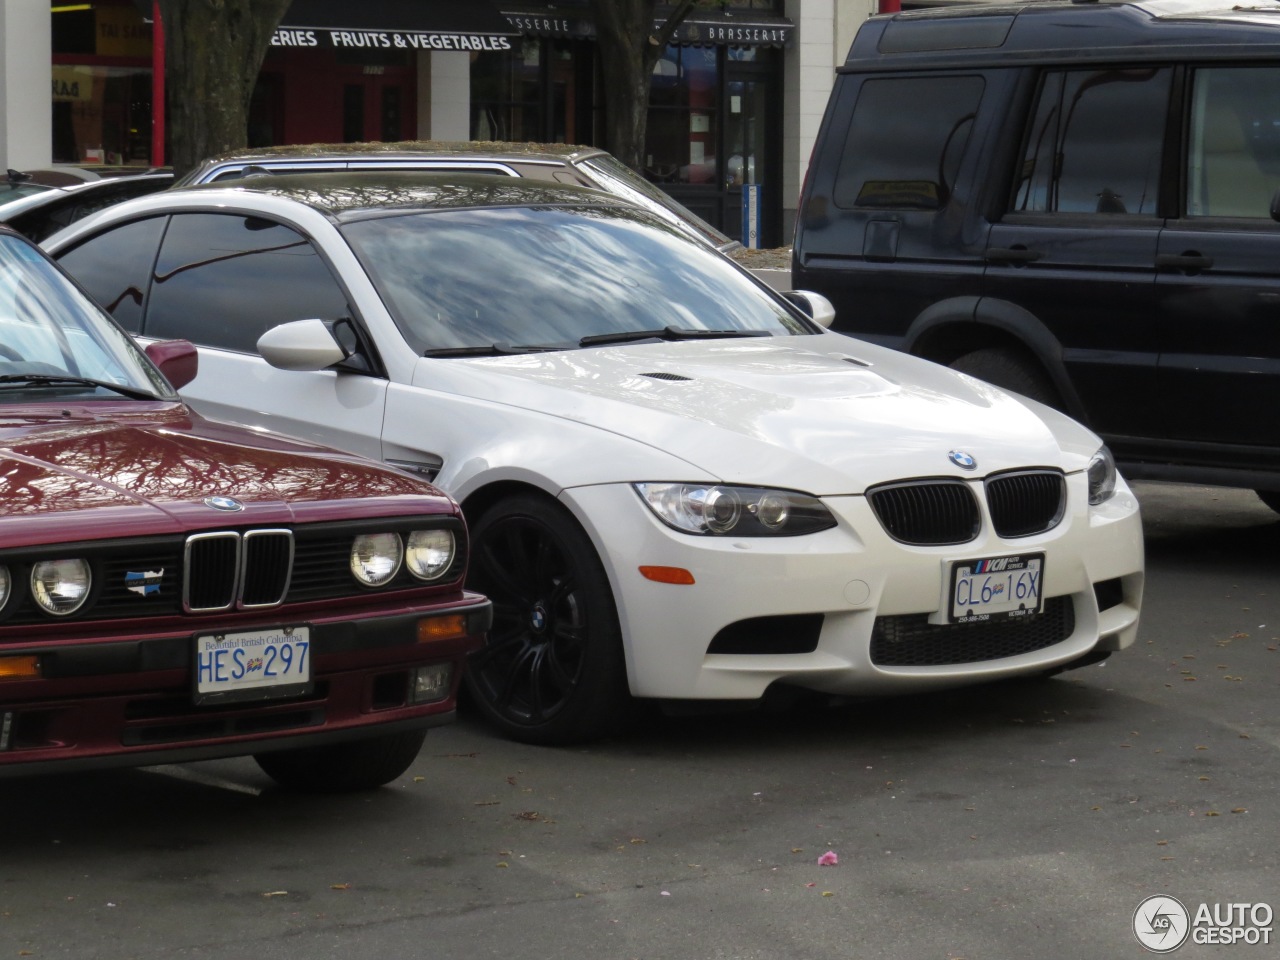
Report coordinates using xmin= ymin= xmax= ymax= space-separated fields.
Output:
xmin=350 ymin=533 xmax=403 ymax=586
xmin=31 ymin=559 xmax=91 ymax=615
xmin=405 ymin=529 xmax=455 ymax=581
xmin=634 ymin=483 xmax=837 ymax=536
xmin=0 ymin=565 xmax=10 ymax=612
xmin=1087 ymin=446 xmax=1117 ymax=505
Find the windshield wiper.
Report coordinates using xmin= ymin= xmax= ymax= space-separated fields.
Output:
xmin=422 ymin=343 xmax=569 ymax=358
xmin=579 ymin=326 xmax=774 ymax=348
xmin=0 ymin=373 xmax=161 ymax=401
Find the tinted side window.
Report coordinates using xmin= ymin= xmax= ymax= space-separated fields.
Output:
xmin=147 ymin=213 xmax=349 ymax=352
xmin=1187 ymin=66 xmax=1280 ymax=218
xmin=833 ymin=76 xmax=984 ymax=210
xmin=1011 ymin=68 xmax=1171 ymax=216
xmin=55 ymin=216 xmax=166 ymax=332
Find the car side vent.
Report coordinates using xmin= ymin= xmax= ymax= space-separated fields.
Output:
xmin=867 ymin=479 xmax=980 ymax=545
xmin=639 ymin=372 xmax=692 ymax=381
xmin=185 ymin=529 xmax=293 ymax=613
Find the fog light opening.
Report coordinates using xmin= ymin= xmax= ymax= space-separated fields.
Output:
xmin=639 ymin=565 xmax=696 ymax=585
xmin=412 ymin=664 xmax=453 ymax=703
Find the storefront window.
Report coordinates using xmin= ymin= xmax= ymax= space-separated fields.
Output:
xmin=647 ymin=45 xmax=719 ymax=185
xmin=51 ymin=1 xmax=153 ymax=166
xmin=471 ymin=40 xmax=586 ymax=144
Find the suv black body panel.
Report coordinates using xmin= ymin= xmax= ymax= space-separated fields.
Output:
xmin=795 ymin=0 xmax=1280 ymax=495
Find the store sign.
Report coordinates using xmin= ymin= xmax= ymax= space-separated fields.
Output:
xmin=271 ymin=28 xmax=512 ymax=51
xmin=670 ymin=20 xmax=794 ymax=47
xmin=52 ymin=66 xmax=93 ymax=103
xmin=96 ymin=5 xmax=153 ymax=58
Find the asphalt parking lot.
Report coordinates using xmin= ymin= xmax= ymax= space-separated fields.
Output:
xmin=1 ymin=481 xmax=1276 ymax=960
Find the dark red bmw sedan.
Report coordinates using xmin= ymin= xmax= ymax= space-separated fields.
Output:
xmin=0 ymin=225 xmax=489 ymax=791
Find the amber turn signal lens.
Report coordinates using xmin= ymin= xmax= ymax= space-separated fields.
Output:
xmin=0 ymin=656 xmax=40 ymax=680
xmin=638 ymin=565 xmax=696 ymax=585
xmin=417 ymin=614 xmax=468 ymax=642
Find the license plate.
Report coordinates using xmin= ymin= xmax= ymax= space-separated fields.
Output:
xmin=193 ymin=626 xmax=312 ymax=705
xmin=949 ymin=554 xmax=1044 ymax=623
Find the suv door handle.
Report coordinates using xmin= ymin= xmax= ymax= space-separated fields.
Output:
xmin=1155 ymin=253 xmax=1214 ymax=271
xmin=985 ymin=247 xmax=1041 ymax=263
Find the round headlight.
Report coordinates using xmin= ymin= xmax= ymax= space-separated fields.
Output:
xmin=700 ymin=487 xmax=742 ymax=534
xmin=31 ymin=559 xmax=91 ymax=616
xmin=405 ymin=529 xmax=456 ymax=581
xmin=350 ymin=533 xmax=403 ymax=587
xmin=754 ymin=494 xmax=790 ymax=529
xmin=0 ymin=565 xmax=10 ymax=612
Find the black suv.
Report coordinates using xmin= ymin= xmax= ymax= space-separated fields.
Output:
xmin=794 ymin=0 xmax=1280 ymax=511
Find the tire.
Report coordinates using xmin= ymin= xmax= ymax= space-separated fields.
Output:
xmin=949 ymin=346 xmax=1061 ymax=408
xmin=1256 ymin=490 xmax=1280 ymax=515
xmin=465 ymin=493 xmax=629 ymax=745
xmin=254 ymin=729 xmax=427 ymax=793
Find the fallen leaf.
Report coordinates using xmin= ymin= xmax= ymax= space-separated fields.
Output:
xmin=630 ymin=837 xmax=646 ymax=844
xmin=262 ymin=891 xmax=289 ymax=898
xmin=1205 ymin=811 xmax=1221 ymax=817
xmin=1156 ymin=840 xmax=1168 ymax=846
xmin=412 ymin=776 xmax=425 ymax=783
xmin=496 ymin=862 xmax=509 ymax=868
xmin=1231 ymin=808 xmax=1248 ymax=814
xmin=513 ymin=811 xmax=540 ymax=821
xmin=330 ymin=883 xmax=351 ymax=891
xmin=822 ymin=891 xmax=834 ymax=897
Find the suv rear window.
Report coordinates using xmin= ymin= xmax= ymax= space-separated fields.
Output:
xmin=833 ymin=75 xmax=984 ymax=211
xmin=1011 ymin=68 xmax=1171 ymax=216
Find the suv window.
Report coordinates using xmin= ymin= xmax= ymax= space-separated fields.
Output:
xmin=56 ymin=216 xmax=167 ymax=333
xmin=1011 ymin=68 xmax=1170 ymax=216
xmin=833 ymin=76 xmax=984 ymax=211
xmin=147 ymin=213 xmax=349 ymax=352
xmin=1187 ymin=66 xmax=1280 ymax=219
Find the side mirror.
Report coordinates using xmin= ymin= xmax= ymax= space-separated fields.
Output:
xmin=144 ymin=339 xmax=198 ymax=390
xmin=781 ymin=290 xmax=837 ymax=329
xmin=257 ymin=319 xmax=347 ymax=371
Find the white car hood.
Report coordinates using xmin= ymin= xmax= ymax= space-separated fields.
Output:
xmin=419 ymin=334 xmax=1101 ymax=495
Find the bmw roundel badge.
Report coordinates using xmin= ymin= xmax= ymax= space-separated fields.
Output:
xmin=948 ymin=450 xmax=977 ymax=470
xmin=204 ymin=495 xmax=244 ymax=512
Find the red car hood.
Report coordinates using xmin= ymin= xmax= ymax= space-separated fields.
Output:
xmin=0 ymin=401 xmax=438 ymax=547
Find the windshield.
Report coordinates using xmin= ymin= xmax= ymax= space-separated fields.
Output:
xmin=577 ymin=155 xmax=739 ymax=251
xmin=340 ymin=206 xmax=808 ymax=355
xmin=0 ymin=234 xmax=173 ymax=401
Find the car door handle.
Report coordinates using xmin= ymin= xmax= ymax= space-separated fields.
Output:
xmin=1155 ymin=253 xmax=1214 ymax=271
xmin=985 ymin=247 xmax=1041 ymax=263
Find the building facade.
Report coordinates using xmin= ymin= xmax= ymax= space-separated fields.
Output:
xmin=6 ymin=1 xmax=878 ymax=247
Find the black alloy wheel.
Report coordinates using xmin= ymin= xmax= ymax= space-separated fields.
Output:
xmin=465 ymin=493 xmax=629 ymax=745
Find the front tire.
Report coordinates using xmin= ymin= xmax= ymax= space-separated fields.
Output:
xmin=950 ymin=346 xmax=1061 ymax=408
xmin=254 ymin=729 xmax=427 ymax=793
xmin=465 ymin=493 xmax=629 ymax=745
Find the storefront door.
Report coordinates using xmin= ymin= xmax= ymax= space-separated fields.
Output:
xmin=341 ymin=70 xmax=415 ymax=143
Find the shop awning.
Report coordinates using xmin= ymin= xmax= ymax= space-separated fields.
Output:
xmin=497 ymin=6 xmax=793 ymax=47
xmin=274 ymin=0 xmax=518 ymax=51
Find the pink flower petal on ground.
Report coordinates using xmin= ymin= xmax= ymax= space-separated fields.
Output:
xmin=818 ymin=851 xmax=839 ymax=866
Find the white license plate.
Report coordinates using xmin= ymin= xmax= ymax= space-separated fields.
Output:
xmin=193 ymin=626 xmax=311 ymax=704
xmin=949 ymin=554 xmax=1044 ymax=623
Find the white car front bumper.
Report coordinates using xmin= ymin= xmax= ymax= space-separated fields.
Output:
xmin=564 ymin=473 xmax=1143 ymax=700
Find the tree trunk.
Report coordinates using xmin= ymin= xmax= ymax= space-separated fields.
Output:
xmin=590 ymin=0 xmax=695 ymax=173
xmin=157 ymin=0 xmax=291 ymax=178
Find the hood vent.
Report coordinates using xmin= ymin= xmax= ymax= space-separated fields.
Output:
xmin=639 ymin=372 xmax=692 ymax=382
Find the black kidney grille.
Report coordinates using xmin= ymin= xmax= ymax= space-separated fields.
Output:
xmin=868 ymin=480 xmax=980 ymax=545
xmin=185 ymin=529 xmax=292 ymax=612
xmin=986 ymin=470 xmax=1066 ymax=538
xmin=870 ymin=595 xmax=1075 ymax=666
xmin=185 ymin=533 xmax=241 ymax=611
xmin=241 ymin=531 xmax=294 ymax=607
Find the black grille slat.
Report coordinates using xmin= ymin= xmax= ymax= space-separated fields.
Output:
xmin=868 ymin=480 xmax=980 ymax=545
xmin=871 ymin=596 xmax=1075 ymax=666
xmin=987 ymin=470 xmax=1066 ymax=538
